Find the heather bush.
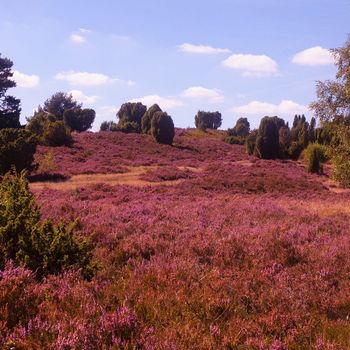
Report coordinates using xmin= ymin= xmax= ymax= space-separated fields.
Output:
xmin=0 ymin=128 xmax=37 ymax=174
xmin=151 ymin=111 xmax=175 ymax=145
xmin=42 ymin=120 xmax=72 ymax=147
xmin=195 ymin=110 xmax=222 ymax=131
xmin=0 ymin=170 xmax=94 ymax=279
xmin=63 ymin=108 xmax=95 ymax=132
xmin=141 ymin=103 xmax=162 ymax=134
xmin=304 ymin=143 xmax=328 ymax=174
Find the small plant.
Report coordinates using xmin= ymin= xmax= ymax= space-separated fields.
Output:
xmin=304 ymin=143 xmax=328 ymax=174
xmin=0 ymin=170 xmax=94 ymax=279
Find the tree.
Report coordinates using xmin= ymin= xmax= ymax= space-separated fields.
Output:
xmin=0 ymin=54 xmax=21 ymax=129
xmin=0 ymin=129 xmax=37 ymax=174
xmin=254 ymin=116 xmax=281 ymax=159
xmin=63 ymin=108 xmax=95 ymax=132
xmin=100 ymin=120 xmax=118 ymax=131
xmin=117 ymin=102 xmax=146 ymax=132
xmin=141 ymin=104 xmax=162 ymax=134
xmin=0 ymin=170 xmax=94 ymax=279
xmin=279 ymin=125 xmax=291 ymax=157
xmin=42 ymin=92 xmax=82 ymax=120
xmin=310 ymin=36 xmax=350 ymax=185
xmin=246 ymin=130 xmax=258 ymax=155
xmin=151 ymin=112 xmax=175 ymax=145
xmin=26 ymin=110 xmax=55 ymax=136
xmin=194 ymin=111 xmax=222 ymax=131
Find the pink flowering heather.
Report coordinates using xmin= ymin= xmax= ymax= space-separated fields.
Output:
xmin=2 ymin=129 xmax=350 ymax=349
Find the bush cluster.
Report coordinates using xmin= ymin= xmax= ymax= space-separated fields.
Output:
xmin=100 ymin=102 xmax=175 ymax=145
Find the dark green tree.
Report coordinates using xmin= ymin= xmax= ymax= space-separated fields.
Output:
xmin=194 ymin=111 xmax=222 ymax=130
xmin=0 ymin=54 xmax=21 ymax=129
xmin=255 ymin=116 xmax=281 ymax=159
xmin=151 ymin=112 xmax=175 ymax=145
xmin=141 ymin=104 xmax=162 ymax=134
xmin=100 ymin=120 xmax=118 ymax=131
xmin=42 ymin=92 xmax=82 ymax=120
xmin=117 ymin=102 xmax=146 ymax=132
xmin=63 ymin=108 xmax=95 ymax=132
xmin=0 ymin=129 xmax=37 ymax=174
xmin=246 ymin=129 xmax=258 ymax=155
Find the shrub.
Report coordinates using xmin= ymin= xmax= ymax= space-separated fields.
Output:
xmin=151 ymin=112 xmax=175 ymax=145
xmin=117 ymin=120 xmax=140 ymax=133
xmin=279 ymin=125 xmax=291 ymax=158
xmin=304 ymin=143 xmax=328 ymax=174
xmin=100 ymin=120 xmax=118 ymax=131
xmin=195 ymin=111 xmax=222 ymax=131
xmin=246 ymin=130 xmax=258 ymax=155
xmin=255 ymin=116 xmax=281 ymax=159
xmin=226 ymin=135 xmax=246 ymax=145
xmin=0 ymin=170 xmax=94 ymax=279
xmin=26 ymin=110 xmax=55 ymax=136
xmin=117 ymin=102 xmax=146 ymax=132
xmin=141 ymin=104 xmax=162 ymax=134
xmin=0 ymin=128 xmax=37 ymax=174
xmin=63 ymin=108 xmax=95 ymax=132
xmin=228 ymin=117 xmax=250 ymax=137
xmin=42 ymin=121 xmax=72 ymax=147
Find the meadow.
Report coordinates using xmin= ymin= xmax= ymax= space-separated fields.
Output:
xmin=2 ymin=129 xmax=350 ymax=349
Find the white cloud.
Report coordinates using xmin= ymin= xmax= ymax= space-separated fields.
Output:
xmin=55 ymin=71 xmax=134 ymax=87
xmin=292 ymin=46 xmax=334 ymax=66
xmin=70 ymin=34 xmax=86 ymax=44
xmin=130 ymin=95 xmax=184 ymax=110
xmin=181 ymin=86 xmax=224 ymax=103
xmin=79 ymin=27 xmax=92 ymax=34
xmin=179 ymin=43 xmax=230 ymax=55
xmin=69 ymin=90 xmax=99 ymax=104
xmin=55 ymin=71 xmax=114 ymax=86
xmin=13 ymin=70 xmax=40 ymax=88
xmin=232 ymin=100 xmax=308 ymax=115
xmin=222 ymin=54 xmax=278 ymax=77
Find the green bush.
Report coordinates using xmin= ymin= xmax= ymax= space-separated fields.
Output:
xmin=304 ymin=143 xmax=328 ymax=174
xmin=0 ymin=170 xmax=95 ymax=279
xmin=0 ymin=128 xmax=37 ymax=174
xmin=117 ymin=102 xmax=146 ymax=132
xmin=246 ymin=130 xmax=258 ymax=155
xmin=117 ymin=120 xmax=140 ymax=133
xmin=141 ymin=104 xmax=162 ymax=134
xmin=151 ymin=112 xmax=175 ymax=145
xmin=194 ymin=111 xmax=222 ymax=131
xmin=226 ymin=135 xmax=246 ymax=145
xmin=42 ymin=121 xmax=72 ymax=147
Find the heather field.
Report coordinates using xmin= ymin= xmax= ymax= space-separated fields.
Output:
xmin=2 ymin=130 xmax=350 ymax=349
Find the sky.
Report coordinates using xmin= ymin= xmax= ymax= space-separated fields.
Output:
xmin=0 ymin=0 xmax=349 ymax=130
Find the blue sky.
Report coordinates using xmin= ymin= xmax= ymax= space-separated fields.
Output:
xmin=1 ymin=0 xmax=349 ymax=130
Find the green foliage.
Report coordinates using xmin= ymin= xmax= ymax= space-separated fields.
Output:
xmin=195 ymin=111 xmax=222 ymax=131
xmin=117 ymin=102 xmax=146 ymax=132
xmin=0 ymin=54 xmax=21 ymax=129
xmin=0 ymin=170 xmax=94 ymax=279
xmin=42 ymin=92 xmax=82 ymax=121
xmin=304 ymin=143 xmax=328 ymax=174
xmin=42 ymin=121 xmax=72 ymax=147
xmin=100 ymin=120 xmax=118 ymax=131
xmin=254 ymin=116 xmax=282 ymax=159
xmin=226 ymin=135 xmax=246 ymax=145
xmin=117 ymin=120 xmax=140 ymax=133
xmin=246 ymin=130 xmax=258 ymax=155
xmin=0 ymin=128 xmax=37 ymax=174
xmin=151 ymin=111 xmax=175 ymax=145
xmin=63 ymin=108 xmax=95 ymax=132
xmin=278 ymin=126 xmax=291 ymax=158
xmin=26 ymin=110 xmax=55 ymax=136
xmin=141 ymin=104 xmax=162 ymax=134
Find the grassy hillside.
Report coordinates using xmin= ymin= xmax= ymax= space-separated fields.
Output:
xmin=3 ymin=129 xmax=350 ymax=349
